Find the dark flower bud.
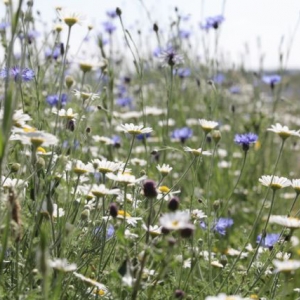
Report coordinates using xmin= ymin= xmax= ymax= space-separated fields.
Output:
xmin=66 ymin=119 xmax=75 ymax=132
xmin=143 ymin=180 xmax=158 ymax=199
xmin=212 ymin=130 xmax=221 ymax=144
xmin=86 ymin=127 xmax=91 ymax=133
xmin=180 ymin=224 xmax=195 ymax=238
xmin=153 ymin=23 xmax=159 ymax=32
xmin=168 ymin=197 xmax=179 ymax=211
xmin=116 ymin=7 xmax=122 ymax=16
xmin=109 ymin=203 xmax=118 ymax=218
xmin=11 ymin=163 xmax=21 ymax=173
xmin=220 ymin=254 xmax=228 ymax=267
xmin=175 ymin=289 xmax=185 ymax=299
xmin=167 ymin=237 xmax=176 ymax=246
xmin=162 ymin=227 xmax=170 ymax=235
xmin=213 ymin=200 xmax=221 ymax=211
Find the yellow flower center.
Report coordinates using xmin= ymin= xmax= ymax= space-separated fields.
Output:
xmin=73 ymin=168 xmax=88 ymax=175
xmin=31 ymin=138 xmax=45 ymax=147
xmin=64 ymin=17 xmax=78 ymax=27
xmin=159 ymin=186 xmax=170 ymax=193
xmin=117 ymin=210 xmax=131 ymax=218
xmin=37 ymin=147 xmax=46 ymax=153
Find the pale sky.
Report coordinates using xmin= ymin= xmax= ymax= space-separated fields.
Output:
xmin=17 ymin=0 xmax=300 ymax=70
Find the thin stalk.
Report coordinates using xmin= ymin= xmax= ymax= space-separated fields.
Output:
xmin=123 ymin=135 xmax=135 ymax=172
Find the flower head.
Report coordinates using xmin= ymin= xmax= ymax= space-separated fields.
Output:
xmin=259 ymin=175 xmax=291 ymax=190
xmin=171 ymin=127 xmax=192 ymax=143
xmin=234 ymin=133 xmax=258 ymax=151
xmin=160 ymin=211 xmax=191 ymax=231
xmin=262 ymin=75 xmax=281 ymax=89
xmin=159 ymin=47 xmax=184 ymax=67
xmin=200 ymin=218 xmax=234 ymax=235
xmin=273 ymin=259 xmax=300 ymax=273
xmin=200 ymin=15 xmax=225 ymax=30
xmin=256 ymin=233 xmax=280 ymax=249
xmin=48 ymin=258 xmax=77 ymax=272
xmin=58 ymin=9 xmax=85 ymax=27
xmin=267 ymin=123 xmax=300 ymax=139
xmin=102 ymin=21 xmax=116 ymax=34
xmin=156 ymin=164 xmax=173 ymax=176
xmin=199 ymin=119 xmax=218 ymax=133
xmin=0 ymin=66 xmax=35 ymax=82
xmin=291 ymin=179 xmax=300 ymax=194
xmin=269 ymin=215 xmax=300 ymax=228
xmin=183 ymin=146 xmax=212 ymax=156
xmin=119 ymin=123 xmax=153 ymax=135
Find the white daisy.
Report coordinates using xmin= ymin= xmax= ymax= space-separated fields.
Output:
xmin=156 ymin=164 xmax=173 ymax=176
xmin=291 ymin=179 xmax=300 ymax=194
xmin=106 ymin=172 xmax=146 ymax=185
xmin=57 ymin=9 xmax=85 ymax=27
xmin=48 ymin=258 xmax=77 ymax=272
xmin=159 ymin=211 xmax=191 ymax=231
xmin=199 ymin=119 xmax=219 ymax=133
xmin=273 ymin=259 xmax=300 ymax=273
xmin=119 ymin=123 xmax=153 ymax=135
xmin=73 ymin=272 xmax=109 ymax=296
xmin=269 ymin=215 xmax=300 ymax=228
xmin=73 ymin=89 xmax=100 ymax=101
xmin=267 ymin=123 xmax=300 ymax=139
xmin=205 ymin=293 xmax=245 ymax=300
xmin=52 ymin=107 xmax=79 ymax=120
xmin=91 ymin=184 xmax=120 ymax=197
xmin=10 ymin=130 xmax=58 ymax=147
xmin=259 ymin=175 xmax=291 ymax=190
xmin=183 ymin=146 xmax=212 ymax=156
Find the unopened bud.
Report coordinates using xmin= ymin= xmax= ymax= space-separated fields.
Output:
xmin=212 ymin=130 xmax=221 ymax=144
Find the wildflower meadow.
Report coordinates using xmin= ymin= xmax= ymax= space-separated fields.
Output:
xmin=1 ymin=1 xmax=300 ymax=299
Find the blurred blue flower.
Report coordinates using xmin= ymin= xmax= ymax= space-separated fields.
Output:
xmin=45 ymin=46 xmax=61 ymax=60
xmin=116 ymin=96 xmax=132 ymax=108
xmin=200 ymin=218 xmax=233 ymax=235
xmin=213 ymin=73 xmax=225 ymax=85
xmin=175 ymin=68 xmax=191 ymax=79
xmin=112 ymin=135 xmax=121 ymax=147
xmin=213 ymin=218 xmax=234 ymax=235
xmin=179 ymin=29 xmax=191 ymax=39
xmin=0 ymin=22 xmax=9 ymax=31
xmin=262 ymin=75 xmax=281 ymax=89
xmin=0 ymin=66 xmax=35 ymax=82
xmin=201 ymin=15 xmax=225 ymax=30
xmin=46 ymin=94 xmax=68 ymax=107
xmin=160 ymin=47 xmax=184 ymax=67
xmin=229 ymin=86 xmax=241 ymax=94
xmin=94 ymin=224 xmax=115 ymax=240
xmin=257 ymin=233 xmax=280 ymax=248
xmin=106 ymin=10 xmax=117 ymax=18
xmin=136 ymin=132 xmax=151 ymax=141
xmin=172 ymin=127 xmax=193 ymax=143
xmin=103 ymin=21 xmax=116 ymax=34
xmin=234 ymin=133 xmax=258 ymax=151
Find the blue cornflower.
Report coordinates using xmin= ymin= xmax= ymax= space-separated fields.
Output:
xmin=200 ymin=218 xmax=234 ymax=235
xmin=213 ymin=73 xmax=225 ymax=85
xmin=229 ymin=86 xmax=241 ymax=94
xmin=103 ymin=21 xmax=116 ymax=34
xmin=179 ymin=29 xmax=191 ymax=39
xmin=21 ymin=68 xmax=35 ymax=81
xmin=116 ymin=96 xmax=132 ymax=108
xmin=175 ymin=68 xmax=191 ymax=79
xmin=0 ymin=66 xmax=35 ymax=82
xmin=257 ymin=233 xmax=280 ymax=249
xmin=262 ymin=75 xmax=281 ymax=89
xmin=45 ymin=46 xmax=61 ymax=60
xmin=234 ymin=133 xmax=258 ymax=151
xmin=112 ymin=135 xmax=121 ymax=148
xmin=136 ymin=132 xmax=151 ymax=141
xmin=160 ymin=47 xmax=184 ymax=67
xmin=171 ymin=127 xmax=193 ymax=143
xmin=46 ymin=94 xmax=68 ymax=107
xmin=106 ymin=9 xmax=117 ymax=18
xmin=0 ymin=22 xmax=9 ymax=31
xmin=93 ymin=224 xmax=115 ymax=240
xmin=201 ymin=15 xmax=225 ymax=30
